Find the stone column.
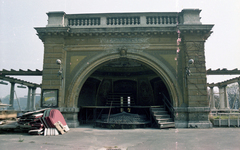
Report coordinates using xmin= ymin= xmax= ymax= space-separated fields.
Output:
xmin=209 ymin=86 xmax=215 ymax=109
xmin=9 ymin=82 xmax=15 ymax=109
xmin=31 ymin=88 xmax=36 ymax=111
xmin=238 ymin=81 xmax=240 ymax=109
xmin=219 ymin=86 xmax=225 ymax=109
xmin=224 ymin=85 xmax=229 ymax=109
xmin=27 ymin=87 xmax=32 ymax=111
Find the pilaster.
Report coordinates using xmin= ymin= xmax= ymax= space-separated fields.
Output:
xmin=184 ymin=41 xmax=208 ymax=107
xmin=42 ymin=36 xmax=65 ymax=107
xmin=179 ymin=20 xmax=213 ymax=128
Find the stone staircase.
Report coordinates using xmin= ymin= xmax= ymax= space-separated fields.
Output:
xmin=150 ymin=106 xmax=175 ymax=129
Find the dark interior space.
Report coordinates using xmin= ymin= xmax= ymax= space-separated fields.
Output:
xmin=77 ymin=58 xmax=171 ymax=125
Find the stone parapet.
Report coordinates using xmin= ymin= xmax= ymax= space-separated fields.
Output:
xmin=44 ymin=9 xmax=204 ymax=28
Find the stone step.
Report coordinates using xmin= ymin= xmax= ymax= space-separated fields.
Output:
xmin=154 ymin=114 xmax=170 ymax=119
xmin=158 ymin=122 xmax=175 ymax=129
xmin=150 ymin=106 xmax=175 ymax=129
xmin=150 ymin=107 xmax=165 ymax=111
xmin=156 ymin=118 xmax=173 ymax=123
xmin=151 ymin=105 xmax=164 ymax=109
xmin=150 ymin=106 xmax=163 ymax=108
xmin=152 ymin=111 xmax=168 ymax=115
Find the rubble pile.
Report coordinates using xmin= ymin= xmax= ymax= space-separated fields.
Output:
xmin=17 ymin=108 xmax=69 ymax=135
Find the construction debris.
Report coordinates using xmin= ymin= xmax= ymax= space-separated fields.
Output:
xmin=0 ymin=120 xmax=6 ymax=125
xmin=17 ymin=108 xmax=69 ymax=136
xmin=0 ymin=110 xmax=17 ymax=120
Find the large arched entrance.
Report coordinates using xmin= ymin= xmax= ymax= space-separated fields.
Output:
xmin=68 ymin=53 xmax=182 ymax=107
xmin=67 ymin=53 xmax=182 ymax=127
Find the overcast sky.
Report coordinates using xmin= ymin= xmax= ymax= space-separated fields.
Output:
xmin=0 ymin=0 xmax=240 ymax=98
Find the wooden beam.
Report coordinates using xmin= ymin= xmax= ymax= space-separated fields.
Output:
xmin=207 ymin=68 xmax=240 ymax=75
xmin=0 ymin=69 xmax=42 ymax=76
xmin=0 ymin=76 xmax=41 ymax=88
xmin=207 ymin=76 xmax=240 ymax=87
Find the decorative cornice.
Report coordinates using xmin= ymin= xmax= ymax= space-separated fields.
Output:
xmin=177 ymin=24 xmax=214 ymax=39
xmin=35 ymin=25 xmax=214 ymax=39
xmin=35 ymin=26 xmax=180 ymax=41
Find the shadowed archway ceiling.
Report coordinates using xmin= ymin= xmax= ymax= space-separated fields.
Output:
xmin=91 ymin=59 xmax=156 ymax=77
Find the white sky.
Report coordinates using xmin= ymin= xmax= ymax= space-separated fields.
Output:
xmin=0 ymin=0 xmax=240 ymax=98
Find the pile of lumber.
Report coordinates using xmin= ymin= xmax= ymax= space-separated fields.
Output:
xmin=17 ymin=108 xmax=69 ymax=135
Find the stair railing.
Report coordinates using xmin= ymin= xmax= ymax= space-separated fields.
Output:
xmin=162 ymin=93 xmax=175 ymax=120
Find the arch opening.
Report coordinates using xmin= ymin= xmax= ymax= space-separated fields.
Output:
xmin=76 ymin=58 xmax=175 ymax=126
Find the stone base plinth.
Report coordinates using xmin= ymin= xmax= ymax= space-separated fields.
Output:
xmin=175 ymin=122 xmax=188 ymax=128
xmin=174 ymin=107 xmax=212 ymax=128
xmin=66 ymin=120 xmax=79 ymax=128
xmin=58 ymin=107 xmax=80 ymax=128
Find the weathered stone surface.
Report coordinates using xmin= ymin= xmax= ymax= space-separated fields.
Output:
xmin=175 ymin=107 xmax=212 ymax=128
xmin=36 ymin=10 xmax=214 ymax=128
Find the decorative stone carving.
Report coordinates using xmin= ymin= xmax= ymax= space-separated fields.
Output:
xmin=138 ymin=80 xmax=154 ymax=105
xmin=119 ymin=47 xmax=127 ymax=57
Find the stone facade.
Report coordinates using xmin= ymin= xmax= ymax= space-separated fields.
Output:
xmin=35 ymin=9 xmax=214 ymax=128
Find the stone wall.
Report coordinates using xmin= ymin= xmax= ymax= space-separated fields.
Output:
xmin=35 ymin=9 xmax=214 ymax=128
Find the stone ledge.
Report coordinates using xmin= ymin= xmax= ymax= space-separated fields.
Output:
xmin=175 ymin=122 xmax=188 ymax=128
xmin=174 ymin=107 xmax=210 ymax=112
xmin=188 ymin=121 xmax=213 ymax=128
xmin=188 ymin=107 xmax=210 ymax=112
